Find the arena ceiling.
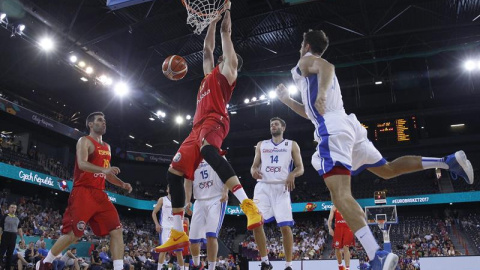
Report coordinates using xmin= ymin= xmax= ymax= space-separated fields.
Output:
xmin=0 ymin=0 xmax=479 ymax=153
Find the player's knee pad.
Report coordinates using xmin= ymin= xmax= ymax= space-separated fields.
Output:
xmin=167 ymin=171 xmax=185 ymax=208
xmin=324 ymin=165 xmax=351 ymax=178
xmin=201 ymin=145 xmax=235 ymax=183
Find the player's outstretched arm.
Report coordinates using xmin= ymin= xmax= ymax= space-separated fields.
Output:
xmin=203 ymin=15 xmax=221 ymax=75
xmin=250 ymin=141 xmax=263 ymax=179
xmin=276 ymin=84 xmax=309 ymax=119
xmin=220 ymin=2 xmax=238 ymax=85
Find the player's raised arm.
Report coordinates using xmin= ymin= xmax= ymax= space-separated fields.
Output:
xmin=203 ymin=15 xmax=221 ymax=75
xmin=219 ymin=1 xmax=238 ymax=85
xmin=276 ymin=84 xmax=309 ymax=119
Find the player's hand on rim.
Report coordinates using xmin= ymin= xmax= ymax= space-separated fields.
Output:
xmin=285 ymin=173 xmax=295 ymax=192
xmin=103 ymin=166 xmax=120 ymax=175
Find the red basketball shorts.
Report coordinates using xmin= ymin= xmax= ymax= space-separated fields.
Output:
xmin=61 ymin=186 xmax=121 ymax=237
xmin=333 ymin=226 xmax=355 ymax=248
xmin=171 ymin=118 xmax=228 ymax=180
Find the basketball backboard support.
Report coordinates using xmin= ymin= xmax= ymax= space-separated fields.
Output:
xmin=365 ymin=205 xmax=398 ymax=225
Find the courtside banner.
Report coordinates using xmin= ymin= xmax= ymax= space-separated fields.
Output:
xmin=0 ymin=162 xmax=155 ymax=210
xmin=2 ymin=162 xmax=479 ymax=212
xmin=126 ymin=151 xmax=172 ymax=164
xmin=0 ymin=97 xmax=84 ymax=140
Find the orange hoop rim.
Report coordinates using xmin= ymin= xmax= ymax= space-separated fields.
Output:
xmin=181 ymin=0 xmax=229 ymax=17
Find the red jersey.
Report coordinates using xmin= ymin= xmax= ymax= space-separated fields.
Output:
xmin=334 ymin=209 xmax=348 ymax=228
xmin=73 ymin=136 xmax=111 ymax=190
xmin=193 ymin=65 xmax=236 ymax=128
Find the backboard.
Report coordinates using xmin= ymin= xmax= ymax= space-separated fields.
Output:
xmin=365 ymin=205 xmax=398 ymax=225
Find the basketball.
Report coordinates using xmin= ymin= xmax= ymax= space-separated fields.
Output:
xmin=162 ymin=55 xmax=188 ymax=81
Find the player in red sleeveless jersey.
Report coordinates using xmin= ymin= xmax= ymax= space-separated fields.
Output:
xmin=328 ymin=205 xmax=355 ymax=270
xmin=156 ymin=2 xmax=264 ymax=254
xmin=38 ymin=112 xmax=133 ymax=270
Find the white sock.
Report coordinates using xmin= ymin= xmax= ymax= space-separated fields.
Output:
xmin=157 ymin=263 xmax=163 ymax=270
xmin=354 ymin=225 xmax=379 ymax=260
xmin=261 ymin=256 xmax=269 ymax=263
xmin=172 ymin=212 xmax=184 ymax=231
xmin=286 ymin=261 xmax=292 ymax=267
xmin=422 ymin=157 xmax=448 ymax=169
xmin=232 ymin=185 xmax=249 ymax=203
xmin=184 ymin=267 xmax=189 ymax=270
xmin=113 ymin=260 xmax=123 ymax=270
xmin=192 ymin=256 xmax=200 ymax=266
xmin=44 ymin=251 xmax=57 ymax=263
xmin=208 ymin=262 xmax=216 ymax=270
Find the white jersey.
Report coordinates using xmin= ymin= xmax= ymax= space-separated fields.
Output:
xmin=259 ymin=139 xmax=293 ymax=184
xmin=291 ymin=52 xmax=345 ymax=141
xmin=193 ymin=160 xmax=224 ymax=200
xmin=160 ymin=196 xmax=173 ymax=230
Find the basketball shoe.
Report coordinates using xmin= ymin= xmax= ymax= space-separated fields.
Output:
xmin=240 ymin=199 xmax=264 ymax=230
xmin=369 ymin=250 xmax=398 ymax=270
xmin=154 ymin=229 xmax=189 ymax=252
xmin=446 ymin=150 xmax=474 ymax=184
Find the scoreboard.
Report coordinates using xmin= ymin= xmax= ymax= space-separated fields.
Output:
xmin=362 ymin=116 xmax=417 ymax=146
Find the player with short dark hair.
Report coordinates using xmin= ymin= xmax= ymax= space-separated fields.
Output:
xmin=38 ymin=112 xmax=132 ymax=270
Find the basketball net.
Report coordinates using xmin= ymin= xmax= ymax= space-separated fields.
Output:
xmin=181 ymin=0 xmax=229 ymax=34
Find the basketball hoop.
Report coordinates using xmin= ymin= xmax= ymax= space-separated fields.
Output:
xmin=377 ymin=219 xmax=386 ymax=231
xmin=181 ymin=0 xmax=229 ymax=34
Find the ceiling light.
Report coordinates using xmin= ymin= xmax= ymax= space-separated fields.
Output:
xmin=268 ymin=90 xmax=277 ymax=99
xmin=78 ymin=61 xmax=86 ymax=68
xmin=450 ymin=124 xmax=465 ymax=127
xmin=186 ymin=115 xmax=191 ymax=120
xmin=129 ymin=135 xmax=135 ymax=139
xmin=230 ymin=111 xmax=237 ymax=115
xmin=0 ymin=13 xmax=6 ymax=22
xmin=39 ymin=37 xmax=54 ymax=51
xmin=244 ymin=98 xmax=250 ymax=104
xmin=114 ymin=82 xmax=129 ymax=97
xmin=259 ymin=95 xmax=266 ymax=100
xmin=149 ymin=117 xmax=155 ymax=121
xmin=464 ymin=60 xmax=475 ymax=71
xmin=98 ymin=75 xmax=112 ymax=85
xmin=251 ymin=97 xmax=257 ymax=102
xmin=173 ymin=140 xmax=179 ymax=144
xmin=145 ymin=143 xmax=153 ymax=148
xmin=85 ymin=67 xmax=94 ymax=74
xmin=288 ymin=84 xmax=297 ymax=94
xmin=175 ymin=115 xmax=184 ymax=124
xmin=80 ymin=77 xmax=88 ymax=82
xmin=16 ymin=24 xmax=25 ymax=35
xmin=69 ymin=55 xmax=77 ymax=63
xmin=375 ymin=81 xmax=383 ymax=85
xmin=226 ymin=104 xmax=230 ymax=109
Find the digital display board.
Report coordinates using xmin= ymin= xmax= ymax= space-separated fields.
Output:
xmin=362 ymin=116 xmax=417 ymax=146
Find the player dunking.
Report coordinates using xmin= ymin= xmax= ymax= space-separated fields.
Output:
xmin=276 ymin=29 xmax=474 ymax=270
xmin=151 ymin=186 xmax=185 ymax=270
xmin=156 ymin=2 xmax=263 ymax=253
xmin=250 ymin=117 xmax=304 ymax=270
xmin=38 ymin=112 xmax=132 ymax=270
xmin=185 ymin=160 xmax=228 ymax=270
xmin=328 ymin=206 xmax=354 ymax=270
